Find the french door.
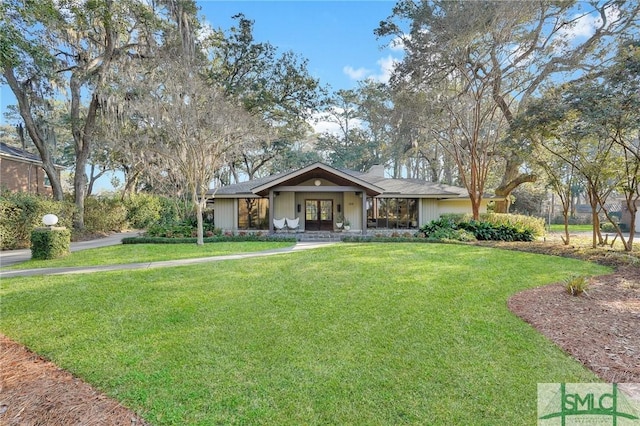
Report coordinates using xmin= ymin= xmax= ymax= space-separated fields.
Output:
xmin=305 ymin=200 xmax=333 ymax=231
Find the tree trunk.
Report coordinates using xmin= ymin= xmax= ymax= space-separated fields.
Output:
xmin=3 ymin=68 xmax=65 ymax=200
xmin=70 ymin=82 xmax=98 ymax=230
xmin=195 ymin=197 xmax=205 ymax=246
xmin=561 ymin=210 xmax=570 ymax=246
xmin=494 ymin=161 xmax=537 ymax=213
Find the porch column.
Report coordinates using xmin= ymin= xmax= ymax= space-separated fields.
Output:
xmin=361 ymin=192 xmax=367 ymax=235
xmin=269 ymin=191 xmax=275 ymax=233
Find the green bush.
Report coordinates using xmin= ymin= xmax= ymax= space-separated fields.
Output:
xmin=122 ymin=234 xmax=296 ymax=244
xmin=478 ymin=213 xmax=546 ymax=238
xmin=30 ymin=227 xmax=71 ymax=259
xmin=123 ymin=194 xmax=163 ymax=229
xmin=418 ymin=214 xmax=537 ymax=242
xmin=83 ymin=196 xmax=128 ymax=233
xmin=0 ymin=191 xmax=75 ymax=249
xmin=144 ymin=221 xmax=220 ymax=238
xmin=564 ymin=274 xmax=590 ymax=296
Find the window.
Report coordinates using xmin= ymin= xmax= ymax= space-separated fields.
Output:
xmin=238 ymin=198 xmax=269 ymax=229
xmin=367 ymin=197 xmax=418 ymax=229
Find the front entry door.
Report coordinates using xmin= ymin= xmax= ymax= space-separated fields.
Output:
xmin=305 ymin=200 xmax=333 ymax=231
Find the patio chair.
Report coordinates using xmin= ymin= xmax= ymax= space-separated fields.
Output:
xmin=273 ymin=217 xmax=286 ymax=232
xmin=285 ymin=217 xmax=299 ymax=233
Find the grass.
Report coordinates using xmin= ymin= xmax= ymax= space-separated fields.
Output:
xmin=2 ymin=241 xmax=295 ymax=270
xmin=548 ymin=224 xmax=594 ymax=233
xmin=0 ymin=243 xmax=609 ymax=425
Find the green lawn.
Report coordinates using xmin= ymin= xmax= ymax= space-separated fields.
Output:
xmin=548 ymin=224 xmax=594 ymax=232
xmin=0 ymin=243 xmax=609 ymax=425
xmin=3 ymin=241 xmax=295 ymax=269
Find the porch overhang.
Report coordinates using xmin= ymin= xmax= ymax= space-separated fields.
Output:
xmin=251 ymin=162 xmax=383 ymax=197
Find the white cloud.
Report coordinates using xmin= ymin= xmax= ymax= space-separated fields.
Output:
xmin=343 ymin=66 xmax=371 ymax=80
xmin=309 ymin=110 xmax=365 ymax=136
xmin=558 ymin=5 xmax=620 ymax=42
xmin=343 ymin=55 xmax=399 ymax=84
xmin=370 ymin=55 xmax=399 ymax=83
xmin=390 ymin=35 xmax=407 ymax=51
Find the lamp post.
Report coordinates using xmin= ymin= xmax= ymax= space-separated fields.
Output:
xmin=42 ymin=214 xmax=59 ymax=228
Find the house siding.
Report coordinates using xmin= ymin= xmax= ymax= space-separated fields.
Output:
xmin=275 ymin=192 xmax=295 ymax=220
xmin=343 ymin=191 xmax=361 ymax=230
xmin=214 ymin=198 xmax=236 ymax=230
xmin=437 ymin=199 xmax=490 ymax=216
xmin=420 ymin=199 xmax=439 ymax=224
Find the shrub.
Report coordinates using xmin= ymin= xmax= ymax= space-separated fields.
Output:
xmin=478 ymin=213 xmax=545 ymax=238
xmin=418 ymin=214 xmax=536 ymax=242
xmin=564 ymin=275 xmax=590 ymax=296
xmin=0 ymin=191 xmax=75 ymax=249
xmin=83 ymin=196 xmax=128 ymax=233
xmin=122 ymin=234 xmax=296 ymax=244
xmin=30 ymin=227 xmax=71 ymax=260
xmin=123 ymin=194 xmax=164 ymax=229
xmin=144 ymin=221 xmax=220 ymax=238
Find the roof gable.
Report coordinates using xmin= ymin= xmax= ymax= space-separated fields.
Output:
xmin=250 ymin=162 xmax=384 ymax=196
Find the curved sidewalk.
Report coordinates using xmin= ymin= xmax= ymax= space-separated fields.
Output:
xmin=0 ymin=241 xmax=335 ymax=278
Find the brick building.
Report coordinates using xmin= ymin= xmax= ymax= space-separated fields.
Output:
xmin=0 ymin=142 xmax=61 ymax=196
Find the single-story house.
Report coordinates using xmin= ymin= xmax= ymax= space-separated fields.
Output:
xmin=206 ymin=162 xmax=498 ymax=234
xmin=0 ymin=142 xmax=62 ymax=196
xmin=620 ymin=198 xmax=639 ymax=232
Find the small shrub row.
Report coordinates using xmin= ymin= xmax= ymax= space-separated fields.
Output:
xmin=122 ymin=234 xmax=297 ymax=244
xmin=145 ymin=221 xmax=220 ymax=238
xmin=441 ymin=213 xmax=545 ymax=238
xmin=419 ymin=215 xmax=537 ymax=242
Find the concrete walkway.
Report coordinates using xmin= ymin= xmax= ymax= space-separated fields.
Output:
xmin=0 ymin=235 xmax=335 ymax=278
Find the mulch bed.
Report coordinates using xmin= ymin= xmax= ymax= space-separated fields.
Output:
xmin=1 ymin=238 xmax=638 ymax=424
xmin=0 ymin=334 xmax=149 ymax=426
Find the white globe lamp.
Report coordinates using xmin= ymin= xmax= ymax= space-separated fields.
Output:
xmin=42 ymin=214 xmax=59 ymax=227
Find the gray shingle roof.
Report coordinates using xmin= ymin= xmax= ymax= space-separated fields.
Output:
xmin=208 ymin=164 xmax=470 ymax=199
xmin=0 ymin=142 xmax=43 ymax=163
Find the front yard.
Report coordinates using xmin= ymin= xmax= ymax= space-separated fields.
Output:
xmin=0 ymin=243 xmax=609 ymax=425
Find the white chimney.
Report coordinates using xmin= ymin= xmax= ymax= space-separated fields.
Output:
xmin=367 ymin=164 xmax=385 ymax=177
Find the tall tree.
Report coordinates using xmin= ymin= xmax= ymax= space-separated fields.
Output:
xmin=1 ymin=0 xmax=167 ymax=228
xmin=316 ymin=88 xmax=383 ymax=172
xmin=204 ymin=14 xmax=323 ymax=181
xmin=377 ymin=0 xmax=640 ymax=212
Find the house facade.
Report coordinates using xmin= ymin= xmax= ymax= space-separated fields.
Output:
xmin=207 ymin=163 xmax=497 ymax=234
xmin=0 ymin=142 xmax=60 ymax=196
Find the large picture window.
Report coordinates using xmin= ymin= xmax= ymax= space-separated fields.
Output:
xmin=367 ymin=198 xmax=418 ymax=229
xmin=238 ymin=198 xmax=269 ymax=230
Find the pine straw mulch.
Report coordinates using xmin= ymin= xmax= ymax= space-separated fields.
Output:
xmin=1 ymin=237 xmax=639 ymax=425
xmin=0 ymin=334 xmax=150 ymax=426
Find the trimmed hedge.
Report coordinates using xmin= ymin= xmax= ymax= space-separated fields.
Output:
xmin=122 ymin=235 xmax=298 ymax=244
xmin=0 ymin=192 xmax=76 ymax=249
xmin=30 ymin=227 xmax=71 ymax=259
